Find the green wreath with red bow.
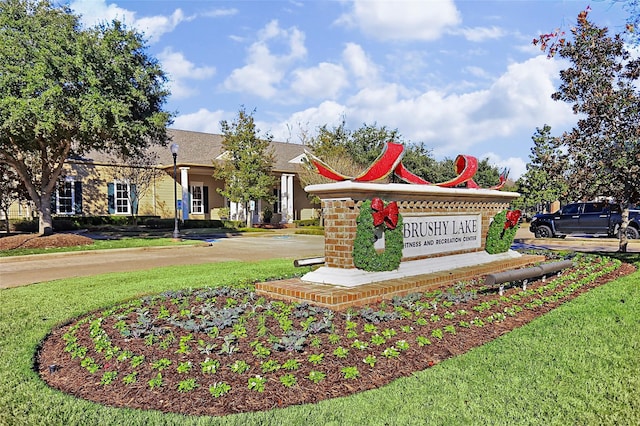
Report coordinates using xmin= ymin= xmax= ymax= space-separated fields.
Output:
xmin=353 ymin=198 xmax=404 ymax=271
xmin=485 ymin=209 xmax=521 ymax=254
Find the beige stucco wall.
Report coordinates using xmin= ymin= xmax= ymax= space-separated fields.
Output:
xmin=5 ymin=163 xmax=318 ymax=223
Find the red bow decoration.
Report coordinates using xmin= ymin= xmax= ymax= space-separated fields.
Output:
xmin=504 ymin=210 xmax=521 ymax=230
xmin=371 ymin=198 xmax=399 ymax=230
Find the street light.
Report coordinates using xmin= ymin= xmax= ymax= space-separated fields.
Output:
xmin=170 ymin=143 xmax=180 ymax=239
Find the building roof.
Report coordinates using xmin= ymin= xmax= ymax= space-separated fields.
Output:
xmin=72 ymin=128 xmax=308 ymax=174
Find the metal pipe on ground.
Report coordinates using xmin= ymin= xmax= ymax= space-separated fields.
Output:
xmin=294 ymin=257 xmax=325 ymax=267
xmin=484 ymin=259 xmax=574 ymax=295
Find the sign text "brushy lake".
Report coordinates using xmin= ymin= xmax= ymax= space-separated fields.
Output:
xmin=400 ymin=214 xmax=482 ymax=257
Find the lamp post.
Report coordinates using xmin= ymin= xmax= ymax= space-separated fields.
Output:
xmin=170 ymin=143 xmax=180 ymax=239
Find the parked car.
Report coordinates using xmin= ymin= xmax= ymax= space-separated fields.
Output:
xmin=529 ymin=202 xmax=640 ymax=239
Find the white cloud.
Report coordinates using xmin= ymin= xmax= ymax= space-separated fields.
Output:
xmin=69 ymin=0 xmax=193 ymax=43
xmin=222 ymin=20 xmax=307 ymax=98
xmin=172 ymin=108 xmax=226 ymax=134
xmin=336 ymin=0 xmax=461 ymax=41
xmin=458 ymin=25 xmax=507 ymax=42
xmin=463 ymin=65 xmax=492 ymax=79
xmin=342 ymin=43 xmax=380 ymax=88
xmin=272 ymin=54 xmax=574 ymax=175
xmin=202 ymin=8 xmax=238 ymax=18
xmin=157 ymin=48 xmax=215 ymax=99
xmin=268 ymin=101 xmax=348 ymax=142
xmin=480 ymin=152 xmax=527 ymax=180
xmin=290 ymin=63 xmax=349 ymax=99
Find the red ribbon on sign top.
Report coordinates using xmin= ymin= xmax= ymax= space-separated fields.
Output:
xmin=371 ymin=198 xmax=399 ymax=230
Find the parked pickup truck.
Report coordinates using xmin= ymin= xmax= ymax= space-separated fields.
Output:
xmin=529 ymin=202 xmax=640 ymax=239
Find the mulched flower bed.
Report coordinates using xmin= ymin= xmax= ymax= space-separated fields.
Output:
xmin=37 ymin=253 xmax=634 ymax=417
xmin=0 ymin=234 xmax=93 ymax=250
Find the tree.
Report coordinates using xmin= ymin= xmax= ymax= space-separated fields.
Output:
xmin=539 ymin=9 xmax=640 ymax=251
xmin=0 ymin=163 xmax=29 ymax=232
xmin=0 ymin=0 xmax=172 ymax=235
xmin=394 ymin=142 xmax=440 ymax=184
xmin=107 ymin=151 xmax=163 ymax=226
xmin=214 ymin=107 xmax=276 ymax=227
xmin=300 ymin=119 xmax=408 ymax=183
xmin=619 ymin=0 xmax=639 ymax=45
xmin=516 ymin=125 xmax=569 ymax=213
xmin=434 ymin=157 xmax=503 ymax=188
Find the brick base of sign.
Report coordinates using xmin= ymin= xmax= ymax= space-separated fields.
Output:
xmin=256 ymin=254 xmax=545 ymax=311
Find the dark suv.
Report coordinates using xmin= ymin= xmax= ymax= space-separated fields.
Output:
xmin=529 ymin=202 xmax=640 ymax=239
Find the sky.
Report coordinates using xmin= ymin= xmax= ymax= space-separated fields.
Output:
xmin=66 ymin=0 xmax=633 ymax=179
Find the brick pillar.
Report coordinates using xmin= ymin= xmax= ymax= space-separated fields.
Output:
xmin=322 ymin=198 xmax=358 ymax=268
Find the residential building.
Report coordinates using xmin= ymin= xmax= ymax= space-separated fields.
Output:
xmin=3 ymin=129 xmax=319 ymax=225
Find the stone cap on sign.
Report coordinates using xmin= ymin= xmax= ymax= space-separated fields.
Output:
xmin=305 ymin=181 xmax=520 ymax=202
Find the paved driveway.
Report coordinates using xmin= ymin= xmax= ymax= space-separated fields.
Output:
xmin=2 ymin=228 xmax=637 ymax=289
xmin=0 ymin=234 xmax=324 ymax=289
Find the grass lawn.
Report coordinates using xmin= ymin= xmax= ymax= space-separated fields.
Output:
xmin=1 ymin=258 xmax=638 ymax=425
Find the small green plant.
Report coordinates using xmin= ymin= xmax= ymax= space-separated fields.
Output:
xmin=282 ymin=359 xmax=300 ymax=371
xmin=308 ymin=353 xmax=324 ymax=365
xmin=351 ymin=339 xmax=369 ymax=350
xmin=371 ymin=334 xmax=386 ymax=345
xmin=328 ymin=333 xmax=341 ymax=344
xmin=201 ymin=358 xmax=221 ymax=374
xmin=209 ymin=382 xmax=232 ymax=398
xmin=363 ymin=324 xmax=378 ymax=334
xmin=176 ymin=361 xmax=192 ymax=374
xmin=279 ymin=373 xmax=297 ymax=388
xmin=251 ymin=341 xmax=271 ymax=359
xmin=248 ymin=375 xmax=267 ymax=392
xmin=80 ymin=357 xmax=100 ymax=374
xmin=130 ymin=355 xmax=145 ymax=368
xmin=122 ymin=372 xmax=138 ymax=384
xmin=148 ymin=373 xmax=163 ymax=389
xmin=157 ymin=305 xmax=171 ymax=319
xmin=341 ymin=366 xmax=360 ymax=379
xmin=333 ymin=346 xmax=349 ymax=358
xmin=116 ymin=349 xmax=134 ymax=363
xmin=307 ymin=370 xmax=326 ymax=384
xmin=396 ymin=340 xmax=410 ymax=351
xmin=261 ymin=360 xmax=281 ymax=373
xmin=381 ymin=328 xmax=397 ymax=339
xmin=363 ymin=354 xmax=377 ymax=367
xmin=382 ymin=346 xmax=400 ymax=359
xmin=416 ymin=317 xmax=429 ymax=326
xmin=416 ymin=336 xmax=432 ymax=346
xmin=230 ymin=360 xmax=250 ymax=374
xmin=310 ymin=337 xmax=322 ymax=348
xmin=151 ymin=358 xmax=172 ymax=371
xmin=444 ymin=324 xmax=456 ymax=335
xmin=100 ymin=371 xmax=118 ymax=385
xmin=144 ymin=334 xmax=157 ymax=346
xmin=232 ymin=323 xmax=248 ymax=339
xmin=431 ymin=328 xmax=444 ymax=340
xmin=177 ymin=378 xmax=198 ymax=392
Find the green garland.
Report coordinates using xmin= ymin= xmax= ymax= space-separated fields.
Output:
xmin=353 ymin=200 xmax=404 ymax=271
xmin=485 ymin=210 xmax=520 ymax=254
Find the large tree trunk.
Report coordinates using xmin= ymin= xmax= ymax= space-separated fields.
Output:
xmin=245 ymin=201 xmax=252 ymax=228
xmin=618 ymin=205 xmax=629 ymax=253
xmin=38 ymin=192 xmax=54 ymax=236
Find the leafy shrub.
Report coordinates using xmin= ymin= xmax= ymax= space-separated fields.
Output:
xmin=293 ymin=218 xmax=320 ymax=227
